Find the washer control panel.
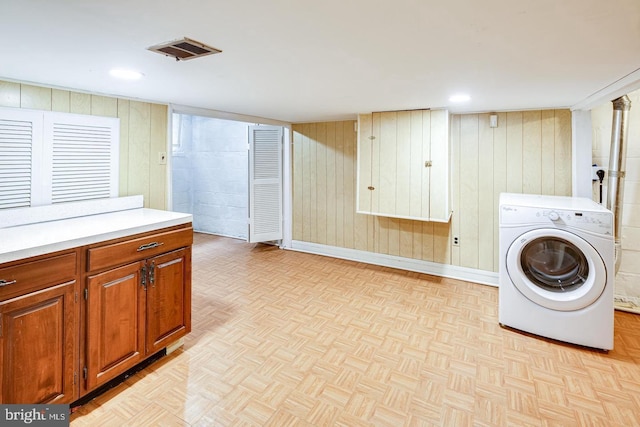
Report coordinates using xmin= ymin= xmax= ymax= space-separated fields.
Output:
xmin=500 ymin=205 xmax=613 ymax=235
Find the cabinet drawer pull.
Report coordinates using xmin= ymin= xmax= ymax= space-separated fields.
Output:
xmin=0 ymin=279 xmax=17 ymax=287
xmin=137 ymin=242 xmax=164 ymax=252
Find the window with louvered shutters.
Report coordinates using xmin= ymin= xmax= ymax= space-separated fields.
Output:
xmin=0 ymin=107 xmax=119 ymax=209
xmin=248 ymin=125 xmax=283 ymax=243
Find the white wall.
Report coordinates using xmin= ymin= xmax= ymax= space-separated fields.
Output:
xmin=591 ymin=88 xmax=640 ymax=304
xmin=172 ymin=114 xmax=194 ymax=214
xmin=172 ymin=114 xmax=249 ymax=239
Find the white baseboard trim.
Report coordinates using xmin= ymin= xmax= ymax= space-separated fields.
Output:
xmin=287 ymin=240 xmax=499 ymax=287
xmin=614 ymin=295 xmax=640 ymax=314
xmin=194 ymin=229 xmax=247 ymax=241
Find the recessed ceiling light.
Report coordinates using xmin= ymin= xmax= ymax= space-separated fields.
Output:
xmin=109 ymin=68 xmax=144 ymax=80
xmin=449 ymin=93 xmax=471 ymax=103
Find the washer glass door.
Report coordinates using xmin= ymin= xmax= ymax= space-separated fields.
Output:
xmin=506 ymin=228 xmax=606 ymax=311
xmin=521 ymin=237 xmax=588 ymax=292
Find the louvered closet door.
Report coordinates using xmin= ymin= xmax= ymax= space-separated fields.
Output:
xmin=0 ymin=109 xmax=43 ymax=209
xmin=44 ymin=113 xmax=119 ymax=204
xmin=248 ymin=125 xmax=283 ymax=243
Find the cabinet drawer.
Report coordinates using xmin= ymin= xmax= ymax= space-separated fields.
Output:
xmin=0 ymin=252 xmax=78 ymax=301
xmin=88 ymin=227 xmax=193 ymax=272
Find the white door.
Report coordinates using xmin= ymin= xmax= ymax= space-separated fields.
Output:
xmin=506 ymin=228 xmax=607 ymax=311
xmin=248 ymin=125 xmax=283 ymax=243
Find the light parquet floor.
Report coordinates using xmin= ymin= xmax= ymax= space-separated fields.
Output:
xmin=71 ymin=233 xmax=640 ymax=426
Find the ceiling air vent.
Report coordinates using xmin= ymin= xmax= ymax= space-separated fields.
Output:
xmin=147 ymin=37 xmax=222 ymax=61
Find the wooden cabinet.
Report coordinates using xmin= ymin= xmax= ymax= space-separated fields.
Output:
xmin=357 ymin=109 xmax=451 ymax=222
xmin=0 ymin=251 xmax=79 ymax=404
xmin=0 ymin=222 xmax=192 ymax=403
xmin=83 ymin=226 xmax=192 ymax=393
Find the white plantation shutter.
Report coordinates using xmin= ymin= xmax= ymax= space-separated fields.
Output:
xmin=0 ymin=107 xmax=119 ymax=209
xmin=0 ymin=109 xmax=42 ymax=209
xmin=248 ymin=125 xmax=283 ymax=243
xmin=45 ymin=113 xmax=118 ymax=204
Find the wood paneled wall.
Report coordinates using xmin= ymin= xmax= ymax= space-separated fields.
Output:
xmin=292 ymin=110 xmax=572 ymax=273
xmin=451 ymin=110 xmax=572 ymax=272
xmin=0 ymin=80 xmax=168 ymax=209
xmin=292 ymin=121 xmax=451 ymax=265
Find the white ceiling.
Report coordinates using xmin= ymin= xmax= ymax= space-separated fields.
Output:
xmin=2 ymin=0 xmax=640 ymax=123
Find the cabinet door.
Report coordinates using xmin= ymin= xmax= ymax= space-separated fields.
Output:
xmin=0 ymin=281 xmax=76 ymax=404
xmin=146 ymin=248 xmax=191 ymax=355
xmin=413 ymin=110 xmax=429 ymax=218
xmin=357 ymin=109 xmax=450 ymax=222
xmin=428 ymin=109 xmax=450 ymax=221
xmin=394 ymin=110 xmax=412 ymax=217
xmin=86 ymin=262 xmax=145 ymax=391
xmin=357 ymin=113 xmax=374 ymax=213
xmin=376 ymin=112 xmax=396 ymax=216
xmin=359 ymin=111 xmax=412 ymax=218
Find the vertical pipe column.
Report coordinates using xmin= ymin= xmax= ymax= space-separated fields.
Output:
xmin=606 ymin=95 xmax=632 ymax=273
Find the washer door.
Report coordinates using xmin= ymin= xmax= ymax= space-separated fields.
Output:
xmin=506 ymin=228 xmax=607 ymax=311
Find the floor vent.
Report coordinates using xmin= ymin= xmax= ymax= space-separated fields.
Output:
xmin=148 ymin=37 xmax=222 ymax=61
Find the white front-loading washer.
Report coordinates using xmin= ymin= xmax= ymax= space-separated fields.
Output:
xmin=499 ymin=193 xmax=614 ymax=350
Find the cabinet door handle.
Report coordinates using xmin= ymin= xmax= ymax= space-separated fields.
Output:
xmin=0 ymin=279 xmax=17 ymax=287
xmin=137 ymin=242 xmax=163 ymax=252
xmin=149 ymin=262 xmax=156 ymax=288
xmin=141 ymin=265 xmax=147 ymax=289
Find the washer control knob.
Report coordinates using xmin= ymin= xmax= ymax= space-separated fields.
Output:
xmin=548 ymin=211 xmax=560 ymax=221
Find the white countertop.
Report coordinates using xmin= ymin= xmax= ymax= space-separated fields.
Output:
xmin=0 ymin=208 xmax=193 ymax=264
